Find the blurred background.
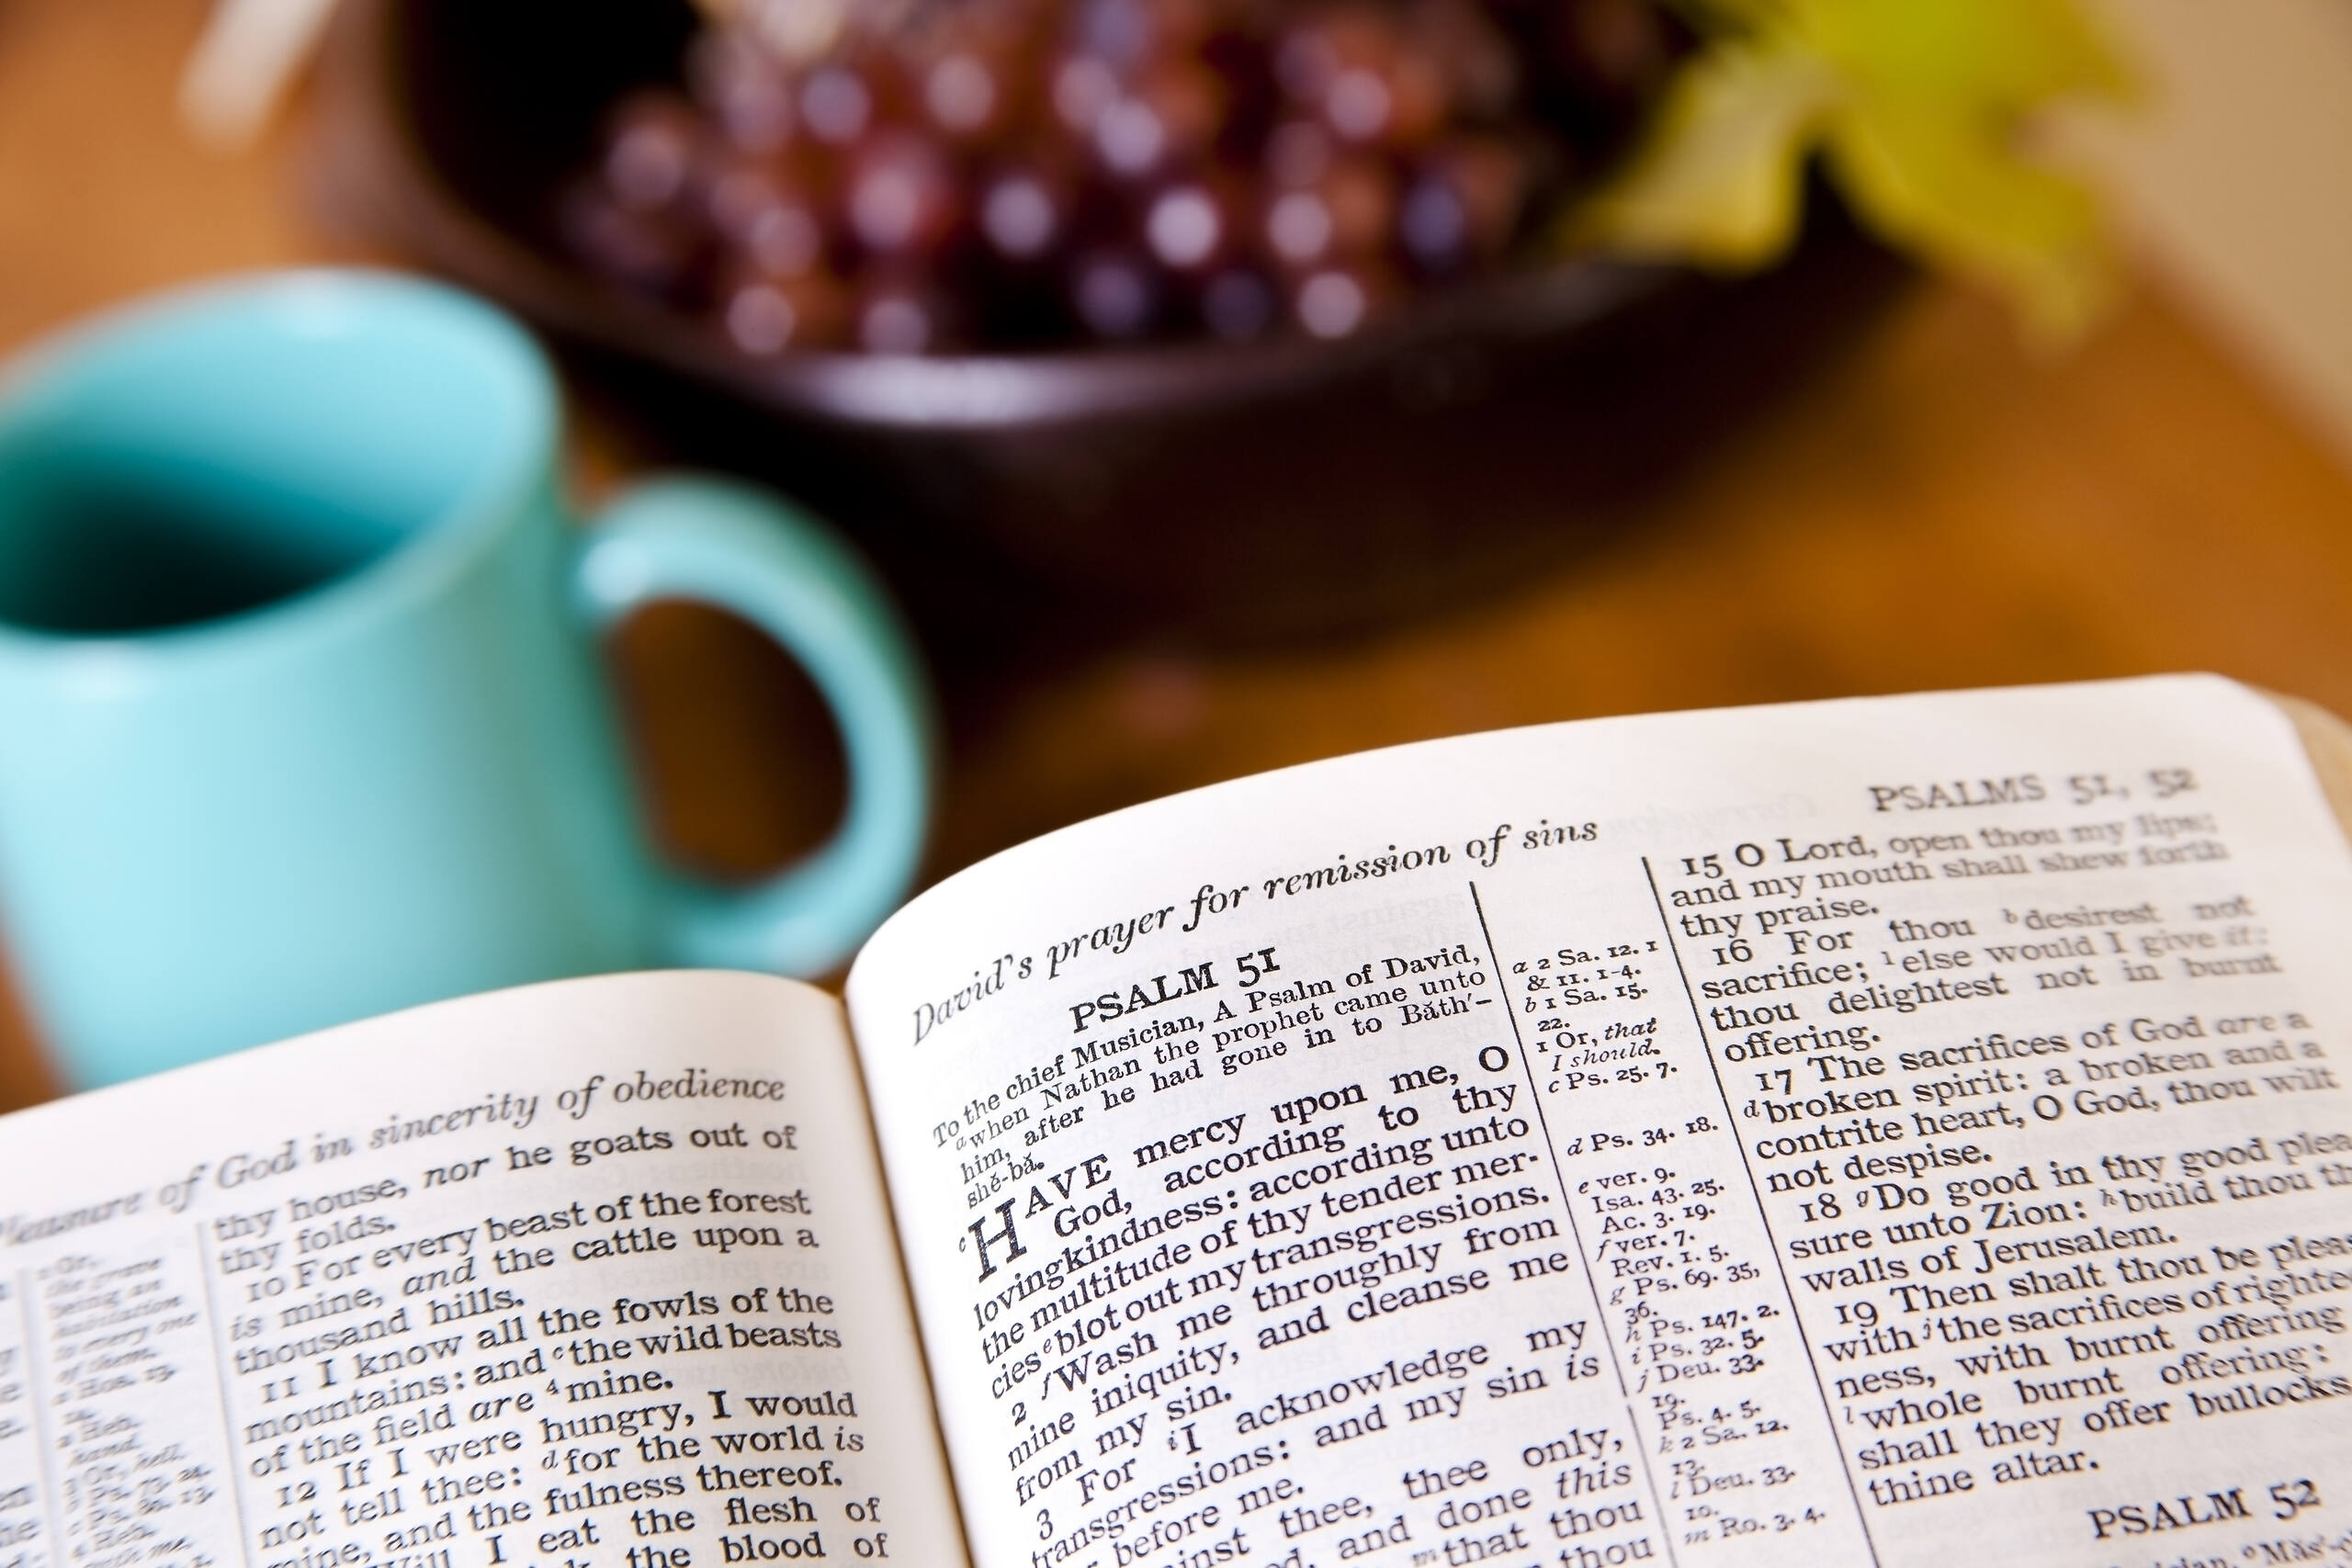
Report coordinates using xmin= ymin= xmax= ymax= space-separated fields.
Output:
xmin=1 ymin=0 xmax=2347 ymax=1109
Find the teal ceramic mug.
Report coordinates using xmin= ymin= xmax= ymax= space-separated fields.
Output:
xmin=0 ymin=270 xmax=932 ymax=1088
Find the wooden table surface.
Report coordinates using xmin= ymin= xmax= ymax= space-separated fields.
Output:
xmin=5 ymin=0 xmax=2351 ymax=1113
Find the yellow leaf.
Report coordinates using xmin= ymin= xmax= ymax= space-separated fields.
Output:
xmin=1570 ymin=35 xmax=1842 ymax=267
xmin=1579 ymin=0 xmax=2130 ymax=342
xmin=1794 ymin=0 xmax=2130 ymax=112
xmin=1823 ymin=94 xmax=2112 ymax=343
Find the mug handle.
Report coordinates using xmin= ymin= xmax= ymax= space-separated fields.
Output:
xmin=571 ymin=477 xmax=933 ymax=976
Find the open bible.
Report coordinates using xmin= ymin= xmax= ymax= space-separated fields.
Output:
xmin=8 ymin=673 xmax=2352 ymax=1568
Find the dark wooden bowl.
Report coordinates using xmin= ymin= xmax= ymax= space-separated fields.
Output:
xmin=306 ymin=0 xmax=1909 ymax=649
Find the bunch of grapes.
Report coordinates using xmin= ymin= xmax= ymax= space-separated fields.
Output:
xmin=565 ymin=0 xmax=1684 ymax=355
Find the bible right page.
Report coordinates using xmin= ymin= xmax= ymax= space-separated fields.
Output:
xmin=846 ymin=674 xmax=2352 ymax=1568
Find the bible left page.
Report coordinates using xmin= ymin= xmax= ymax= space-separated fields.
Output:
xmin=0 ymin=971 xmax=967 ymax=1568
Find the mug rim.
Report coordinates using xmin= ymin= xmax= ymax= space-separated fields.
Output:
xmin=0 ymin=267 xmax=560 ymax=670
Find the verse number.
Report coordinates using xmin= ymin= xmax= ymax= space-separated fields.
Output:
xmin=1679 ymin=847 xmax=1765 ymax=878
xmin=2149 ymin=767 xmax=2198 ymax=800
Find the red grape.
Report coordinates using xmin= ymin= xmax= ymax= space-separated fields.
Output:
xmin=720 ymin=263 xmax=853 ymax=351
xmin=843 ymin=130 xmax=963 ymax=255
xmin=1070 ymin=248 xmax=1163 ymax=337
xmin=575 ymin=0 xmax=1685 ymax=350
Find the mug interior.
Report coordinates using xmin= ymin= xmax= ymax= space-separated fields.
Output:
xmin=0 ymin=274 xmax=549 ymax=637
